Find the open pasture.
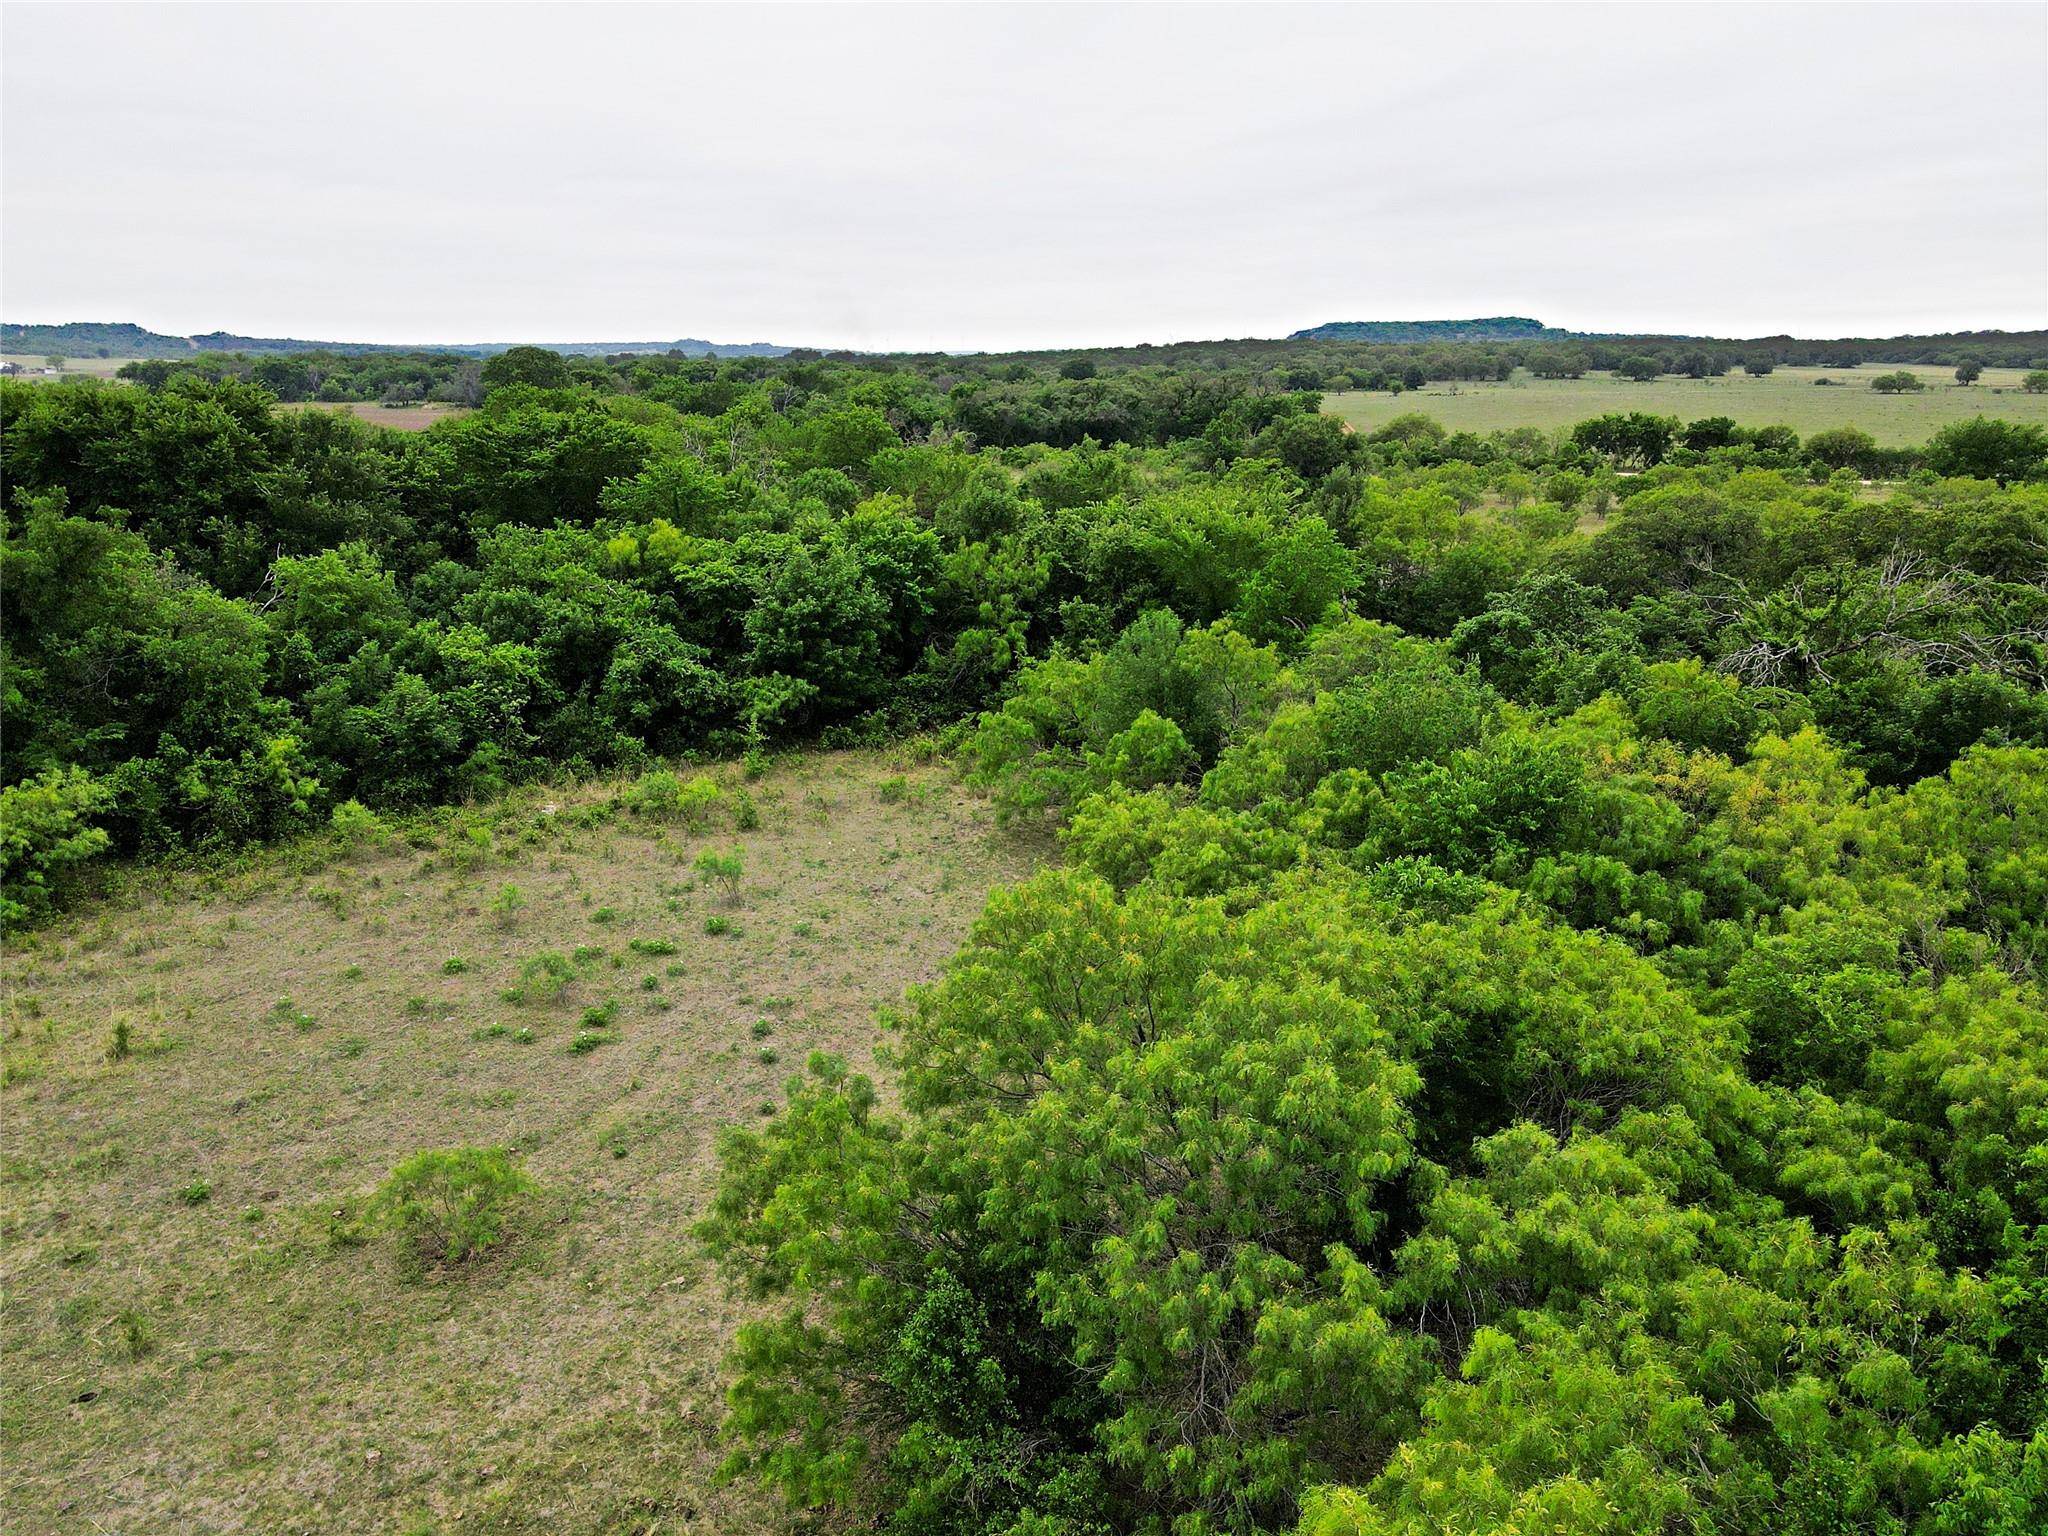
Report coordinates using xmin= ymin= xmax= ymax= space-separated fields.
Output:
xmin=280 ymin=401 xmax=476 ymax=432
xmin=0 ymin=751 xmax=1031 ymax=1535
xmin=1 ymin=354 xmax=147 ymax=379
xmin=1324 ymin=363 xmax=2048 ymax=444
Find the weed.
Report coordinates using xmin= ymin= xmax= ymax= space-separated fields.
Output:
xmin=757 ymin=1046 xmax=780 ymax=1065
xmin=341 ymin=964 xmax=364 ymax=981
xmin=405 ymin=996 xmax=432 ymax=1017
xmin=336 ymin=1038 xmax=368 ymax=1059
xmin=579 ymin=999 xmax=619 ymax=1030
xmin=750 ymin=1019 xmax=774 ymax=1039
xmin=178 ymin=1179 xmax=212 ymax=1205
xmin=627 ymin=937 xmax=677 ymax=956
xmin=640 ymin=974 xmax=660 ymax=991
xmin=470 ymin=1023 xmax=510 ymax=1041
xmin=730 ymin=789 xmax=761 ymax=830
xmin=441 ymin=957 xmax=469 ymax=975
xmin=704 ymin=915 xmax=732 ymax=936
xmin=876 ymin=775 xmax=909 ymax=804
xmin=572 ymin=944 xmax=606 ymax=966
xmin=569 ymin=1029 xmax=615 ymax=1055
xmin=268 ymin=997 xmax=318 ymax=1031
xmin=107 ymin=1018 xmax=132 ymax=1063
xmin=590 ymin=906 xmax=617 ymax=924
xmin=108 ymin=1310 xmax=155 ymax=1360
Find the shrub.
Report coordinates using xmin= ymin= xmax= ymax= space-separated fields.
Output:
xmin=489 ymin=882 xmax=527 ymax=929
xmin=626 ymin=768 xmax=683 ymax=818
xmin=503 ymin=951 xmax=574 ymax=1004
xmin=1869 ymin=370 xmax=1926 ymax=394
xmin=677 ymin=774 xmax=723 ymax=829
xmin=695 ymin=848 xmax=744 ymax=903
xmin=330 ymin=798 xmax=387 ymax=844
xmin=0 ymin=767 xmax=110 ymax=929
xmin=369 ymin=1146 xmax=536 ymax=1264
xmin=730 ymin=789 xmax=761 ymax=830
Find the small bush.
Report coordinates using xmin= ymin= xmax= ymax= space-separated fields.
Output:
xmin=330 ymin=799 xmax=387 ymax=845
xmin=503 ymin=951 xmax=574 ymax=1005
xmin=0 ymin=767 xmax=110 ymax=930
xmin=489 ymin=883 xmax=527 ymax=929
xmin=677 ymin=775 xmax=723 ymax=829
xmin=371 ymin=1147 xmax=536 ymax=1265
xmin=876 ymin=775 xmax=910 ymax=804
xmin=695 ymin=848 xmax=744 ymax=903
xmin=730 ymin=789 xmax=761 ymax=830
xmin=626 ymin=769 xmax=683 ymax=819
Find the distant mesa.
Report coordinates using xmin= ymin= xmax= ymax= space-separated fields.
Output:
xmin=0 ymin=320 xmax=789 ymax=360
xmin=1288 ymin=317 xmax=1566 ymax=343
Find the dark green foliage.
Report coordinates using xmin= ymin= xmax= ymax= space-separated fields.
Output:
xmin=8 ymin=342 xmax=2048 ymax=1533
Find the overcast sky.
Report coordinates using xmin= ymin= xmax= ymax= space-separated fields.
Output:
xmin=3 ymin=2 xmax=2043 ymax=352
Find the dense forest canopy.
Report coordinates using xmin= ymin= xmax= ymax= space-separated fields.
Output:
xmin=2 ymin=343 xmax=2046 ymax=1535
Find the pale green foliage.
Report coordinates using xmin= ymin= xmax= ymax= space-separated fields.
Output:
xmin=370 ymin=1146 xmax=536 ymax=1264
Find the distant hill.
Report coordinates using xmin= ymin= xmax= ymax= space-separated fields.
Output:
xmin=0 ymin=321 xmax=788 ymax=360
xmin=1288 ymin=317 xmax=1568 ymax=343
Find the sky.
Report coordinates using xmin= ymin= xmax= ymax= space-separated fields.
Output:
xmin=3 ymin=2 xmax=2044 ymax=353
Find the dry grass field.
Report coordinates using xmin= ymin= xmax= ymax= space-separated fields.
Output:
xmin=1 ymin=354 xmax=146 ymax=379
xmin=1 ymin=750 xmax=1035 ymax=1535
xmin=1324 ymin=363 xmax=2048 ymax=444
xmin=282 ymin=401 xmax=475 ymax=432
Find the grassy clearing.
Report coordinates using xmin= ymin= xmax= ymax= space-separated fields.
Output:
xmin=1325 ymin=363 xmax=2048 ymax=444
xmin=1 ymin=354 xmax=145 ymax=379
xmin=281 ymin=401 xmax=476 ymax=432
xmin=1 ymin=749 xmax=1033 ymax=1534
